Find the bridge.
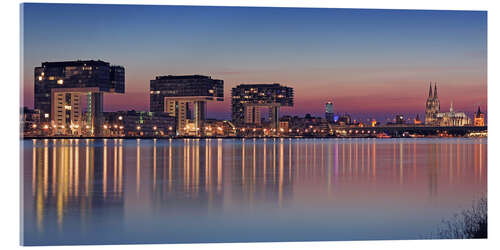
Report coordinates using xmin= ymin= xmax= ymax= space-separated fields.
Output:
xmin=330 ymin=125 xmax=487 ymax=137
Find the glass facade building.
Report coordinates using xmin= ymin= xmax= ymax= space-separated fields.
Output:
xmin=149 ymin=75 xmax=224 ymax=135
xmin=34 ymin=60 xmax=125 ymax=135
xmin=149 ymin=75 xmax=223 ymax=112
xmin=231 ymin=84 xmax=294 ymax=129
xmin=34 ymin=60 xmax=125 ymax=116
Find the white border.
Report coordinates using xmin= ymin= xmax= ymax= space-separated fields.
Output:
xmin=1 ymin=0 xmax=498 ymax=249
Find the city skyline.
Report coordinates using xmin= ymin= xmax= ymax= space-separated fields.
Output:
xmin=21 ymin=4 xmax=487 ymax=121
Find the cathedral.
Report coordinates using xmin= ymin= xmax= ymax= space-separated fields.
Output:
xmin=424 ymin=83 xmax=471 ymax=126
xmin=425 ymin=82 xmax=440 ymax=125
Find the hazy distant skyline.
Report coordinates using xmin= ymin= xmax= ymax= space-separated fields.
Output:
xmin=21 ymin=3 xmax=487 ymax=122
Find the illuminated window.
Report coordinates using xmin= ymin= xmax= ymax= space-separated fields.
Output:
xmin=38 ymin=76 xmax=43 ymax=81
xmin=57 ymin=79 xmax=64 ymax=85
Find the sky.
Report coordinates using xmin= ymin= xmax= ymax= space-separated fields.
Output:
xmin=21 ymin=3 xmax=487 ymax=122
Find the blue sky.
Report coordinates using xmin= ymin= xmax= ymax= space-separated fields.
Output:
xmin=21 ymin=3 xmax=487 ymax=121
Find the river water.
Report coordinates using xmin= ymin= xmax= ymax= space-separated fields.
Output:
xmin=21 ymin=138 xmax=487 ymax=245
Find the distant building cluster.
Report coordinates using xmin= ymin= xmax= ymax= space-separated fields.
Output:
xmin=21 ymin=60 xmax=486 ymax=138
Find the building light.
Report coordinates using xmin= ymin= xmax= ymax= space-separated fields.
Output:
xmin=137 ymin=126 xmax=141 ymax=130
xmin=153 ymin=126 xmax=157 ymax=130
xmin=119 ymin=126 xmax=124 ymax=129
xmin=57 ymin=79 xmax=64 ymax=85
xmin=209 ymin=89 xmax=214 ymax=94
xmin=43 ymin=125 xmax=49 ymax=129
xmin=114 ymin=124 xmax=118 ymax=128
xmin=64 ymin=105 xmax=71 ymax=110
xmin=86 ymin=125 xmax=90 ymax=129
xmin=74 ymin=125 xmax=79 ymax=128
xmin=118 ymin=116 xmax=123 ymax=120
xmin=103 ymin=125 xmax=108 ymax=129
xmin=168 ymin=126 xmax=173 ymax=131
xmin=38 ymin=76 xmax=43 ymax=81
xmin=44 ymin=113 xmax=49 ymax=118
xmin=32 ymin=124 xmax=37 ymax=128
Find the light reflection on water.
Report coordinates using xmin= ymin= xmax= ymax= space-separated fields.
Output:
xmin=22 ymin=138 xmax=487 ymax=245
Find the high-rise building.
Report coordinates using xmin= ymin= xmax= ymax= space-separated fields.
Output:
xmin=150 ymin=75 xmax=223 ymax=136
xmin=34 ymin=60 xmax=125 ymax=136
xmin=425 ymin=82 xmax=440 ymax=125
xmin=231 ymin=84 xmax=293 ymax=132
xmin=325 ymin=101 xmax=334 ymax=123
xmin=474 ymin=106 xmax=485 ymax=126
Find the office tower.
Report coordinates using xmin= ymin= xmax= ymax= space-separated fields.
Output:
xmin=34 ymin=60 xmax=125 ymax=135
xmin=231 ymin=83 xmax=294 ymax=131
xmin=150 ymin=75 xmax=223 ymax=136
xmin=325 ymin=101 xmax=334 ymax=123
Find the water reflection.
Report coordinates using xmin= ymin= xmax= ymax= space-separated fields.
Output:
xmin=24 ymin=138 xmax=487 ymax=245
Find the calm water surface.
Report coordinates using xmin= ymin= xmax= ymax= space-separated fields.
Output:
xmin=22 ymin=138 xmax=487 ymax=245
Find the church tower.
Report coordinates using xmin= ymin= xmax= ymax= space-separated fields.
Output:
xmin=425 ymin=82 xmax=440 ymax=125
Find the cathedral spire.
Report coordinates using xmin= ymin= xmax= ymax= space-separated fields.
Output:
xmin=450 ymin=100 xmax=454 ymax=112
xmin=428 ymin=82 xmax=432 ymax=97
xmin=434 ymin=83 xmax=438 ymax=98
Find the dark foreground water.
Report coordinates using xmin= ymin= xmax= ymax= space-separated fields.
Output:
xmin=21 ymin=138 xmax=487 ymax=245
